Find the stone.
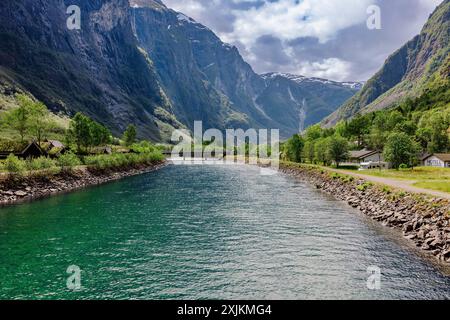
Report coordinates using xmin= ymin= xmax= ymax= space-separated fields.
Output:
xmin=430 ymin=239 xmax=443 ymax=248
xmin=417 ymin=229 xmax=427 ymax=240
xmin=14 ymin=191 xmax=27 ymax=197
xmin=443 ymin=249 xmax=450 ymax=259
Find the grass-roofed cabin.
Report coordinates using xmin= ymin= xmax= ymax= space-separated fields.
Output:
xmin=0 ymin=140 xmax=46 ymax=159
xmin=41 ymin=139 xmax=67 ymax=158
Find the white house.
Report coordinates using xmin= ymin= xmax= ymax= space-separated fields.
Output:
xmin=348 ymin=149 xmax=390 ymax=169
xmin=422 ymin=154 xmax=450 ymax=168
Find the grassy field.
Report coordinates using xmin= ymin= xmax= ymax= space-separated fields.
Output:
xmin=412 ymin=181 xmax=450 ymax=193
xmin=354 ymin=167 xmax=450 ymax=193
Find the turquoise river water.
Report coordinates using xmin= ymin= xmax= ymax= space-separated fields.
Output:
xmin=0 ymin=164 xmax=449 ymax=299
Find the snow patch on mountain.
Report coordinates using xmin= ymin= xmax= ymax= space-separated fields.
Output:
xmin=261 ymin=72 xmax=363 ymax=89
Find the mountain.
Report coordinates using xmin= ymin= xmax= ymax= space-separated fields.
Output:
xmin=0 ymin=0 xmax=361 ymax=141
xmin=323 ymin=0 xmax=450 ymax=127
xmin=260 ymin=73 xmax=362 ymax=132
xmin=130 ymin=1 xmax=362 ymax=138
xmin=0 ymin=0 xmax=178 ymax=141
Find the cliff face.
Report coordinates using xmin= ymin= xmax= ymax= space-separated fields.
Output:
xmin=0 ymin=0 xmax=178 ymax=140
xmin=130 ymin=1 xmax=360 ymax=137
xmin=0 ymin=0 xmax=360 ymax=140
xmin=323 ymin=0 xmax=450 ymax=126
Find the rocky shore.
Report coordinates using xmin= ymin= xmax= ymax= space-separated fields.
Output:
xmin=0 ymin=161 xmax=167 ymax=207
xmin=280 ymin=163 xmax=450 ymax=265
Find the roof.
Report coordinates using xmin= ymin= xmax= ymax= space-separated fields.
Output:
xmin=423 ymin=153 xmax=450 ymax=162
xmin=349 ymin=149 xmax=379 ymax=159
xmin=47 ymin=140 xmax=65 ymax=148
xmin=21 ymin=141 xmax=45 ymax=157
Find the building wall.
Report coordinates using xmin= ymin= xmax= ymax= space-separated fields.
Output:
xmin=424 ymin=156 xmax=445 ymax=167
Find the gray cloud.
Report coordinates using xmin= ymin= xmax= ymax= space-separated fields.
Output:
xmin=162 ymin=0 xmax=442 ymax=81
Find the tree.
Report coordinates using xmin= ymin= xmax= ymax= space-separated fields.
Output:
xmin=383 ymin=132 xmax=418 ymax=169
xmin=304 ymin=124 xmax=323 ymax=141
xmin=334 ymin=121 xmax=348 ymax=138
xmin=368 ymin=127 xmax=386 ymax=170
xmin=28 ymin=101 xmax=55 ymax=145
xmin=386 ymin=110 xmax=405 ymax=132
xmin=346 ymin=115 xmax=370 ymax=148
xmin=315 ymin=138 xmax=331 ymax=166
xmin=328 ymin=136 xmax=349 ymax=168
xmin=123 ymin=124 xmax=137 ymax=146
xmin=1 ymin=94 xmax=33 ymax=142
xmin=67 ymin=113 xmax=92 ymax=153
xmin=90 ymin=121 xmax=111 ymax=147
xmin=283 ymin=134 xmax=304 ymax=163
xmin=303 ymin=140 xmax=316 ymax=164
xmin=417 ymin=110 xmax=449 ymax=153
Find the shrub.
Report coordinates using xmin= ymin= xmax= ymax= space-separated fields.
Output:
xmin=130 ymin=141 xmax=156 ymax=154
xmin=382 ymin=186 xmax=392 ymax=194
xmin=84 ymin=150 xmax=163 ymax=171
xmin=330 ymin=172 xmax=342 ymax=180
xmin=57 ymin=153 xmax=81 ymax=172
xmin=4 ymin=154 xmax=26 ymax=177
xmin=26 ymin=157 xmax=58 ymax=175
xmin=26 ymin=157 xmax=57 ymax=175
xmin=341 ymin=175 xmax=355 ymax=183
xmin=399 ymin=164 xmax=409 ymax=170
xmin=357 ymin=182 xmax=374 ymax=192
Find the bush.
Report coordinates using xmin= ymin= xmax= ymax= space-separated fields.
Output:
xmin=341 ymin=175 xmax=355 ymax=183
xmin=130 ymin=141 xmax=156 ymax=154
xmin=357 ymin=182 xmax=374 ymax=192
xmin=57 ymin=153 xmax=81 ymax=172
xmin=399 ymin=164 xmax=409 ymax=170
xmin=26 ymin=157 xmax=57 ymax=175
xmin=382 ymin=186 xmax=392 ymax=194
xmin=330 ymin=172 xmax=342 ymax=180
xmin=4 ymin=154 xmax=26 ymax=177
xmin=84 ymin=150 xmax=163 ymax=171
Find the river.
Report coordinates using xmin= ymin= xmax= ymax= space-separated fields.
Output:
xmin=0 ymin=164 xmax=449 ymax=299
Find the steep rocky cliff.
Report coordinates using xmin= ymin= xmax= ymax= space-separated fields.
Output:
xmin=0 ymin=0 xmax=179 ymax=140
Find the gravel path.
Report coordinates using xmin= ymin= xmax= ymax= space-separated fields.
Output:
xmin=332 ymin=169 xmax=450 ymax=200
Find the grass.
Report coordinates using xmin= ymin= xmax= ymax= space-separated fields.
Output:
xmin=355 ymin=167 xmax=450 ymax=181
xmin=413 ymin=181 xmax=450 ymax=193
xmin=342 ymin=166 xmax=450 ymax=194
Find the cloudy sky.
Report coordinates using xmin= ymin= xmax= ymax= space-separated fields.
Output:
xmin=162 ymin=0 xmax=442 ymax=82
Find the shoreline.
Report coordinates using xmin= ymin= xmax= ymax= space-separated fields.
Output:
xmin=0 ymin=161 xmax=168 ymax=207
xmin=279 ymin=162 xmax=450 ymax=266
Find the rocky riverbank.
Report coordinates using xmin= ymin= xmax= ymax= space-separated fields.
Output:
xmin=0 ymin=161 xmax=167 ymax=207
xmin=280 ymin=162 xmax=450 ymax=265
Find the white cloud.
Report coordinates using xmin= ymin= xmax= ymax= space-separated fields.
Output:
xmin=293 ymin=58 xmax=352 ymax=81
xmin=163 ymin=0 xmax=206 ymax=17
xmin=227 ymin=0 xmax=373 ymax=46
xmin=162 ymin=0 xmax=442 ymax=81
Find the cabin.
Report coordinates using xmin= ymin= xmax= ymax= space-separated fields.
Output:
xmin=43 ymin=139 xmax=66 ymax=157
xmin=422 ymin=154 xmax=450 ymax=168
xmin=46 ymin=139 xmax=65 ymax=150
xmin=349 ymin=149 xmax=384 ymax=164
xmin=90 ymin=146 xmax=113 ymax=155
xmin=0 ymin=141 xmax=46 ymax=159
